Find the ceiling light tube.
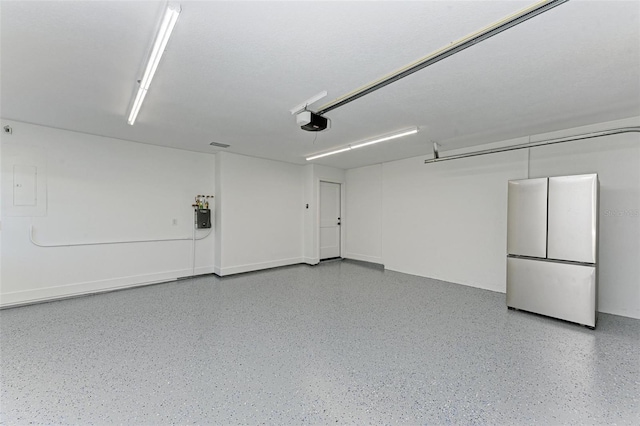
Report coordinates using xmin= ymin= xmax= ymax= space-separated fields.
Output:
xmin=306 ymin=127 xmax=418 ymax=161
xmin=350 ymin=128 xmax=418 ymax=149
xmin=127 ymin=3 xmax=181 ymax=125
xmin=306 ymin=147 xmax=353 ymax=161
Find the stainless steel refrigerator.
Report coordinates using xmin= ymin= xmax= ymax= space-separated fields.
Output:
xmin=506 ymin=174 xmax=599 ymax=328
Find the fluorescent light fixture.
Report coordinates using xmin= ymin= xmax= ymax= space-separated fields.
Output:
xmin=306 ymin=147 xmax=352 ymax=161
xmin=127 ymin=4 xmax=181 ymax=125
xmin=306 ymin=127 xmax=418 ymax=161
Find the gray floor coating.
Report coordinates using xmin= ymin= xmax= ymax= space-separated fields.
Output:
xmin=0 ymin=260 xmax=638 ymax=425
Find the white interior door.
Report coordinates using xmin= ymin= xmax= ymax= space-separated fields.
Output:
xmin=320 ymin=181 xmax=341 ymax=260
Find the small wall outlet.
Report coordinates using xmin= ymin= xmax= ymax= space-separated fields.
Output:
xmin=172 ymin=219 xmax=178 ymax=226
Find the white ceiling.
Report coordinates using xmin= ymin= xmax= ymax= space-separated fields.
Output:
xmin=1 ymin=0 xmax=639 ymax=170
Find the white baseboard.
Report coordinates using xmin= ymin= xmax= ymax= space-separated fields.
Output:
xmin=0 ymin=267 xmax=216 ymax=308
xmin=218 ymin=257 xmax=305 ymax=276
xmin=304 ymin=257 xmax=320 ymax=265
xmin=193 ymin=265 xmax=216 ymax=276
xmin=177 ymin=265 xmax=217 ymax=279
xmin=598 ymin=307 xmax=640 ymax=320
xmin=344 ymin=252 xmax=382 ymax=265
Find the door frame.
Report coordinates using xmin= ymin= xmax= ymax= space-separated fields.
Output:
xmin=317 ymin=179 xmax=345 ymax=261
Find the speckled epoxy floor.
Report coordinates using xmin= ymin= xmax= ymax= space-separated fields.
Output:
xmin=1 ymin=260 xmax=638 ymax=425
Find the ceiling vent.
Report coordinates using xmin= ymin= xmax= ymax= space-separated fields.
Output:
xmin=209 ymin=142 xmax=230 ymax=148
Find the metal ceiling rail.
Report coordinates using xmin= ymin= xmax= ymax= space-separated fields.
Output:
xmin=316 ymin=0 xmax=569 ymax=116
xmin=424 ymin=127 xmax=640 ymax=164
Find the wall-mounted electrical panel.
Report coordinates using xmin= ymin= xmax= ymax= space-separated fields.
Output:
xmin=2 ymin=142 xmax=48 ymax=217
xmin=196 ymin=209 xmax=211 ymax=229
xmin=13 ymin=165 xmax=38 ymax=206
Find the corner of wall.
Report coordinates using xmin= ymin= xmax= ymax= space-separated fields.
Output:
xmin=214 ymin=153 xmax=223 ymax=270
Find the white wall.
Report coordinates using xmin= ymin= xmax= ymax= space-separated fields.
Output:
xmin=0 ymin=120 xmax=216 ymax=307
xmin=383 ymin=150 xmax=528 ymax=291
xmin=346 ymin=117 xmax=640 ymax=319
xmin=345 ymin=164 xmax=382 ymax=264
xmin=215 ymin=152 xmax=304 ymax=275
xmin=5 ymin=117 xmax=636 ymax=318
xmin=214 ymin=153 xmax=223 ymax=270
xmin=303 ymin=164 xmax=314 ymax=262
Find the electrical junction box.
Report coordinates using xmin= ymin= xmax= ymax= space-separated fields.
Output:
xmin=196 ymin=209 xmax=211 ymax=229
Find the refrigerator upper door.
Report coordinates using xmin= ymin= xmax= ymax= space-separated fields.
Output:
xmin=507 ymin=178 xmax=548 ymax=258
xmin=548 ymin=174 xmax=598 ymax=264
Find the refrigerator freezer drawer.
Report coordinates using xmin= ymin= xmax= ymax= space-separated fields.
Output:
xmin=507 ymin=178 xmax=548 ymax=258
xmin=548 ymin=174 xmax=598 ymax=263
xmin=507 ymin=257 xmax=596 ymax=327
